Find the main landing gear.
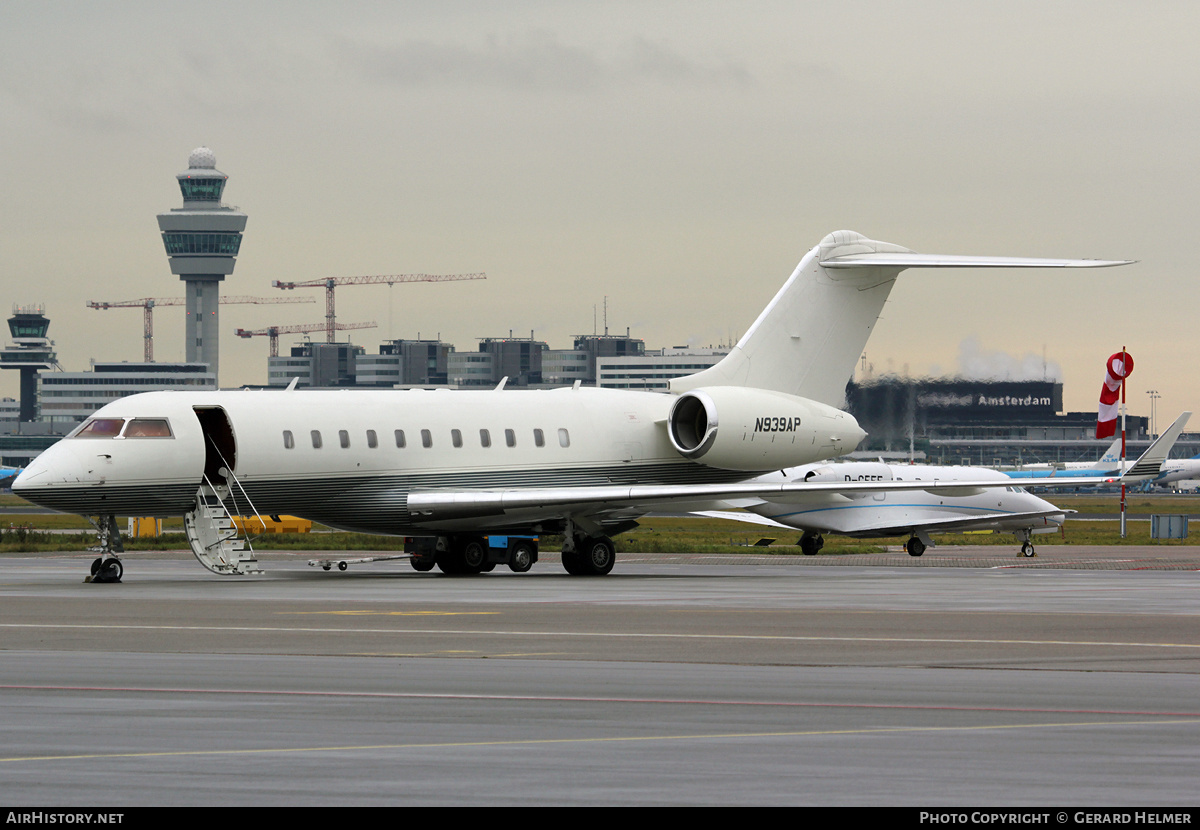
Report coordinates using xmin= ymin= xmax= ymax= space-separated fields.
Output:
xmin=905 ymin=536 xmax=926 ymax=557
xmin=799 ymin=531 xmax=824 ymax=556
xmin=561 ymin=534 xmax=616 ymax=576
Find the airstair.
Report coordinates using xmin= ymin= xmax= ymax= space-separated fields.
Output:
xmin=183 ymin=475 xmax=265 ymax=576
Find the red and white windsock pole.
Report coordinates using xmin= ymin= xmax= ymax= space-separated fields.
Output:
xmin=1097 ymin=350 xmax=1134 ymax=537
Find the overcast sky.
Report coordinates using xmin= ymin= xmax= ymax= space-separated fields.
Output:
xmin=2 ymin=1 xmax=1196 ymax=429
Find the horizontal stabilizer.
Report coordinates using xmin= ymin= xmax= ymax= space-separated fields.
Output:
xmin=819 ymin=253 xmax=1134 ymax=270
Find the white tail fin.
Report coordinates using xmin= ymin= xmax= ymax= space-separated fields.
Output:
xmin=670 ymin=231 xmax=1132 ymax=407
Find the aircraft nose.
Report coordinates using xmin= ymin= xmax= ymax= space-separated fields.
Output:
xmin=11 ymin=444 xmax=103 ymax=509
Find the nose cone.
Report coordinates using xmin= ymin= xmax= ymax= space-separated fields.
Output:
xmin=11 ymin=444 xmax=100 ymax=511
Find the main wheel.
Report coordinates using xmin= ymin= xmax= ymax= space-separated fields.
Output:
xmin=509 ymin=541 xmax=535 ymax=573
xmin=799 ymin=532 xmax=822 ymax=556
xmin=561 ymin=549 xmax=585 ymax=575
xmin=905 ymin=537 xmax=925 ymax=557
xmin=1021 ymin=542 xmax=1036 ymax=558
xmin=580 ymin=536 xmax=616 ymax=576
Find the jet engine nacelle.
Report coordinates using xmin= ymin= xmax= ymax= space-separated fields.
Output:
xmin=666 ymin=386 xmax=864 ymax=471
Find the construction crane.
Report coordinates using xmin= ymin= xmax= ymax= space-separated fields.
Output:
xmin=271 ymin=273 xmax=486 ymax=343
xmin=87 ymin=295 xmax=316 ymax=362
xmin=234 ymin=321 xmax=378 ymax=357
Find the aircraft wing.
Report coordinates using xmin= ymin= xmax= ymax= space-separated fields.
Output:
xmin=407 ymin=476 xmax=1096 ymax=524
xmin=407 ymin=413 xmax=1190 ymax=524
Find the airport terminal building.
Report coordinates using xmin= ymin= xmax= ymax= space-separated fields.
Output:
xmin=845 ymin=377 xmax=1184 ymax=466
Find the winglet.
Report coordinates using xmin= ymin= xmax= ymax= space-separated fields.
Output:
xmin=1121 ymin=412 xmax=1192 ymax=481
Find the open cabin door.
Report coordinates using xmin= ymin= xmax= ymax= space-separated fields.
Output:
xmin=193 ymin=406 xmax=237 ymax=486
xmin=184 ymin=405 xmax=262 ymax=576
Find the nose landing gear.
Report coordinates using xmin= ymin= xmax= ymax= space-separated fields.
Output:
xmin=86 ymin=514 xmax=124 ymax=583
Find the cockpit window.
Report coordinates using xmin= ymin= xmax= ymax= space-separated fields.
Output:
xmin=123 ymin=419 xmax=173 ymax=438
xmin=73 ymin=418 xmax=125 ymax=438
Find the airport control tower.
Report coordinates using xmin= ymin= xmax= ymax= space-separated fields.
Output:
xmin=156 ymin=147 xmax=247 ymax=379
xmin=1 ymin=305 xmax=57 ymax=422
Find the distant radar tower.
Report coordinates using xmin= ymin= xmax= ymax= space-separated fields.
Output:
xmin=156 ymin=147 xmax=247 ymax=379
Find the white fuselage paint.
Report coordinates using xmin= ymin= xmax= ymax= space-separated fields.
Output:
xmin=14 ymin=386 xmax=861 ymax=536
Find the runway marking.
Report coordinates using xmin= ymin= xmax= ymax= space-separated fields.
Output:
xmin=0 ymin=623 xmax=1197 ymax=649
xmin=287 ymin=611 xmax=501 ymax=617
xmin=3 ymin=718 xmax=1199 ymax=764
xmin=4 ymin=683 xmax=1200 ymax=718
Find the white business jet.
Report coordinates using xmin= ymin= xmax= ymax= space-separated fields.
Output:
xmin=698 ymin=412 xmax=1190 ymax=558
xmin=700 ymin=463 xmax=1067 ymax=557
xmin=13 ymin=231 xmax=1131 ymax=580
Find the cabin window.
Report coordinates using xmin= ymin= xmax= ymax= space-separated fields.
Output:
xmin=480 ymin=429 xmax=491 ymax=448
xmin=73 ymin=418 xmax=124 ymax=438
xmin=451 ymin=429 xmax=463 ymax=448
xmin=311 ymin=430 xmax=322 ymax=449
xmin=395 ymin=430 xmax=406 ymax=448
xmin=533 ymin=428 xmax=545 ymax=447
xmin=421 ymin=429 xmax=433 ymax=448
xmin=123 ymin=419 xmax=173 ymax=438
xmin=339 ymin=430 xmax=350 ymax=449
xmin=366 ymin=430 xmax=378 ymax=449
xmin=505 ymin=428 xmax=516 ymax=448
xmin=283 ymin=430 xmax=294 ymax=449
xmin=558 ymin=428 xmax=570 ymax=448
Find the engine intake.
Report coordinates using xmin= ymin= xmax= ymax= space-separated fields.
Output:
xmin=666 ymin=386 xmax=864 ymax=471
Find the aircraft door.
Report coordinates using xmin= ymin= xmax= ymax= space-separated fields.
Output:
xmin=193 ymin=407 xmax=237 ymax=486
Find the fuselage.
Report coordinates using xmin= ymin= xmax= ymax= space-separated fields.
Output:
xmin=1147 ymin=458 xmax=1200 ymax=487
xmin=741 ymin=461 xmax=1067 ymax=538
xmin=14 ymin=386 xmax=863 ymax=535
